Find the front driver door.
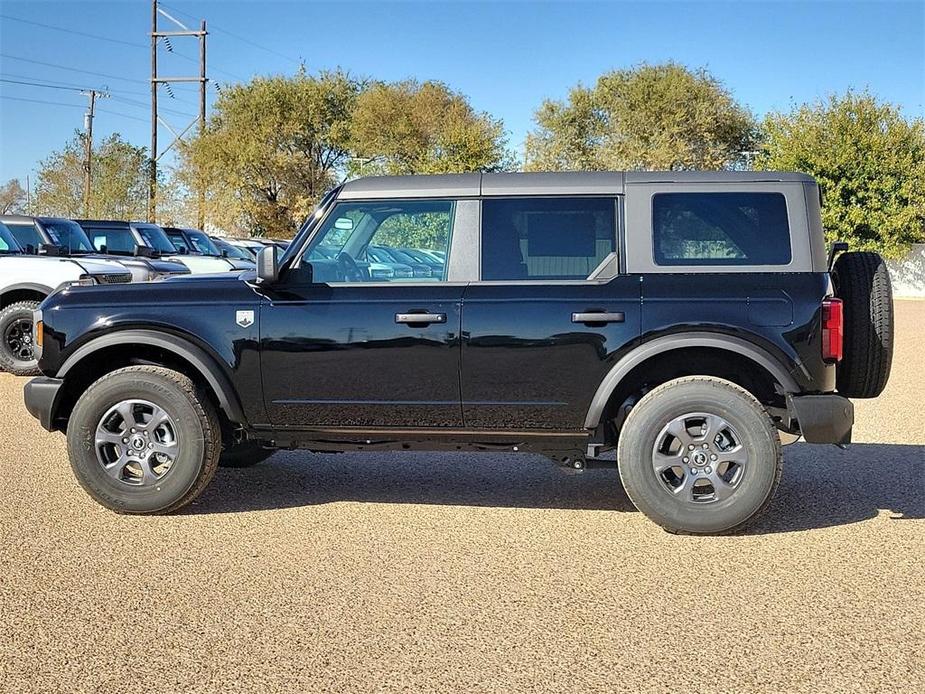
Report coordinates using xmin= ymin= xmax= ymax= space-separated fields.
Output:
xmin=260 ymin=198 xmax=465 ymax=428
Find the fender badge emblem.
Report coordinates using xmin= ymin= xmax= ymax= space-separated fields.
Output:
xmin=235 ymin=310 xmax=254 ymax=328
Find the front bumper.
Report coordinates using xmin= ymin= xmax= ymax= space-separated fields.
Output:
xmin=24 ymin=377 xmax=64 ymax=432
xmin=787 ymin=393 xmax=854 ymax=445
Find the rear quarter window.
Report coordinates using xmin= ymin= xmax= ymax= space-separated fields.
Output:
xmin=653 ymin=192 xmax=791 ymax=266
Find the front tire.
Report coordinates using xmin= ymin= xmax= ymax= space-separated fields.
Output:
xmin=66 ymin=366 xmax=221 ymax=514
xmin=617 ymin=376 xmax=782 ymax=535
xmin=0 ymin=300 xmax=41 ymax=376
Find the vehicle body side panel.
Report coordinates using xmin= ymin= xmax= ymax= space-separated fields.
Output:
xmin=36 ymin=276 xmax=266 ymax=424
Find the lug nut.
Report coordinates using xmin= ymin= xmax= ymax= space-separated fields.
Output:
xmin=702 ymin=443 xmax=709 ymax=449
xmin=122 ymin=438 xmax=128 ymax=444
xmin=688 ymin=444 xmax=695 ymax=450
xmin=710 ymin=454 xmax=717 ymax=461
xmin=705 ymin=467 xmax=712 ymax=474
xmin=683 ymin=457 xmax=689 ymax=463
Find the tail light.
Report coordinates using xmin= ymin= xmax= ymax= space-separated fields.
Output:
xmin=822 ymin=298 xmax=843 ymax=362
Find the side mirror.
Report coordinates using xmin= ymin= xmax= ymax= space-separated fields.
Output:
xmin=256 ymin=245 xmax=279 ymax=284
xmin=38 ymin=243 xmax=61 ymax=256
xmin=134 ymin=244 xmax=156 ymax=258
xmin=98 ymin=244 xmax=108 ymax=254
xmin=221 ymin=249 xmax=229 ymax=258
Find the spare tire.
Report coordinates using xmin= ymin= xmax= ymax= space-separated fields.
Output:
xmin=831 ymin=251 xmax=893 ymax=398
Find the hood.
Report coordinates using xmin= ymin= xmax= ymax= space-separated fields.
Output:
xmin=166 ymin=254 xmax=242 ymax=274
xmin=69 ymin=257 xmax=133 ymax=275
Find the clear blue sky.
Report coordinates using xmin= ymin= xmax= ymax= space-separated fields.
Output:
xmin=1 ymin=0 xmax=923 ymax=184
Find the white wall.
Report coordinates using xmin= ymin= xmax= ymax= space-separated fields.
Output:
xmin=888 ymin=244 xmax=925 ymax=298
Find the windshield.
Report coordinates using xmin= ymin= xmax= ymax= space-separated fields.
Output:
xmin=40 ymin=218 xmax=95 ymax=253
xmin=185 ymin=229 xmax=221 ymax=256
xmin=0 ymin=222 xmax=23 ymax=254
xmin=213 ymin=238 xmax=252 ymax=260
xmin=280 ymin=185 xmax=341 ymax=267
xmin=133 ymin=224 xmax=177 ymax=254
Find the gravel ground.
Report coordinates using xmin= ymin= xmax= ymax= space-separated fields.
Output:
xmin=0 ymin=302 xmax=922 ymax=693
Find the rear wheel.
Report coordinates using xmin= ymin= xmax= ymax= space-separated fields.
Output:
xmin=0 ymin=300 xmax=41 ymax=376
xmin=66 ymin=366 xmax=221 ymax=514
xmin=832 ymin=251 xmax=893 ymax=398
xmin=617 ymin=376 xmax=782 ymax=535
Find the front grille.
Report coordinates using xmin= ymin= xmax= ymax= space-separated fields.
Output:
xmin=96 ymin=273 xmax=133 ymax=285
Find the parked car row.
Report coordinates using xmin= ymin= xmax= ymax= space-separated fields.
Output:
xmin=0 ymin=213 xmax=272 ymax=376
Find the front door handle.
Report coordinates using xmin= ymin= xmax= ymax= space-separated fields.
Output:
xmin=395 ymin=312 xmax=447 ymax=325
xmin=571 ymin=311 xmax=625 ymax=324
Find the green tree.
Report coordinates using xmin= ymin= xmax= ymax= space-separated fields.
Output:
xmin=350 ymin=79 xmax=512 ymax=176
xmin=33 ymin=132 xmax=149 ymax=219
xmin=180 ymin=69 xmax=360 ymax=237
xmin=758 ymin=91 xmax=925 ymax=258
xmin=0 ymin=179 xmax=26 ymax=214
xmin=525 ymin=62 xmax=757 ymax=171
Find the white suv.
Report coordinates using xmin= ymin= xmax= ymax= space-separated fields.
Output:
xmin=0 ymin=222 xmax=132 ymax=375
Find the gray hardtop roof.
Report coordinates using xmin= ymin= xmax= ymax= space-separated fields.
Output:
xmin=337 ymin=171 xmax=815 ymax=199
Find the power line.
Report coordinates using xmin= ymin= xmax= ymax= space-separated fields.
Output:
xmin=0 ymin=14 xmax=148 ymax=49
xmin=0 ymin=94 xmax=156 ymax=125
xmin=0 ymin=72 xmax=198 ymax=105
xmin=0 ymin=54 xmax=148 ymax=85
xmin=0 ymin=94 xmax=83 ymax=109
xmin=0 ymin=77 xmax=198 ymax=116
xmin=159 ymin=1 xmax=303 ymax=67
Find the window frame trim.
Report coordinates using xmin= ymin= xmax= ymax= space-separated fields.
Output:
xmin=650 ymin=190 xmax=793 ymax=267
xmin=474 ymin=194 xmax=624 ymax=284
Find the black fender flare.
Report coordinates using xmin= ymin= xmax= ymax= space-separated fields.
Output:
xmin=584 ymin=332 xmax=801 ymax=429
xmin=58 ymin=329 xmax=246 ymax=424
xmin=1 ymin=282 xmax=53 ymax=303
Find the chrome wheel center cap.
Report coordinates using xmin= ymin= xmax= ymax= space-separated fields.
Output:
xmin=130 ymin=435 xmax=146 ymax=451
xmin=692 ymin=451 xmax=708 ymax=466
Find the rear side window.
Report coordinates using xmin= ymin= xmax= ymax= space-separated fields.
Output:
xmin=481 ymin=197 xmax=616 ymax=280
xmin=653 ymin=192 xmax=791 ymax=266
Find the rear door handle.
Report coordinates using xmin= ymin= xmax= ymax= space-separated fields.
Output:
xmin=395 ymin=312 xmax=447 ymax=325
xmin=571 ymin=311 xmax=625 ymax=324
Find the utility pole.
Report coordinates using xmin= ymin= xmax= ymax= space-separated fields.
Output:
xmin=149 ymin=0 xmax=157 ymax=222
xmin=149 ymin=1 xmax=208 ymax=225
xmin=81 ymin=89 xmax=108 ymax=218
xmin=198 ymin=19 xmax=207 ymax=229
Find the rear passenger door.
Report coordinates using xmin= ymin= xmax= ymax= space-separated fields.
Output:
xmin=461 ymin=196 xmax=641 ymax=430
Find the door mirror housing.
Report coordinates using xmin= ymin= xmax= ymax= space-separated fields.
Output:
xmin=256 ymin=245 xmax=279 ymax=284
xmin=38 ymin=243 xmax=61 ymax=256
xmin=134 ymin=244 xmax=156 ymax=258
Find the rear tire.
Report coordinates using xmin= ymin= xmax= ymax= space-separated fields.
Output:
xmin=617 ymin=376 xmax=782 ymax=535
xmin=66 ymin=366 xmax=221 ymax=514
xmin=0 ymin=300 xmax=41 ymax=376
xmin=832 ymin=251 xmax=893 ymax=398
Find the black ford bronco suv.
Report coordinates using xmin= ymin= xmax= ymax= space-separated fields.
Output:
xmin=23 ymin=172 xmax=894 ymax=534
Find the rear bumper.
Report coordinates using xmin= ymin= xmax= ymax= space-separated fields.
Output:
xmin=787 ymin=393 xmax=854 ymax=445
xmin=24 ymin=377 xmax=64 ymax=432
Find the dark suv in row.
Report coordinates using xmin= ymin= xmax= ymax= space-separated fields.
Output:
xmin=23 ymin=172 xmax=893 ymax=534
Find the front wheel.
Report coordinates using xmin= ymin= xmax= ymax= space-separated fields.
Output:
xmin=66 ymin=366 xmax=222 ymax=514
xmin=617 ymin=376 xmax=782 ymax=535
xmin=0 ymin=300 xmax=41 ymax=376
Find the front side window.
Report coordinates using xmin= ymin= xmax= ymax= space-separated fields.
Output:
xmin=653 ymin=192 xmax=791 ymax=266
xmin=481 ymin=197 xmax=616 ymax=281
xmin=165 ymin=229 xmax=191 ymax=253
xmin=300 ymin=199 xmax=454 ymax=283
xmin=84 ymin=225 xmax=136 ymax=254
xmin=5 ymin=221 xmax=43 ymax=252
xmin=185 ymin=229 xmax=221 ymax=256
